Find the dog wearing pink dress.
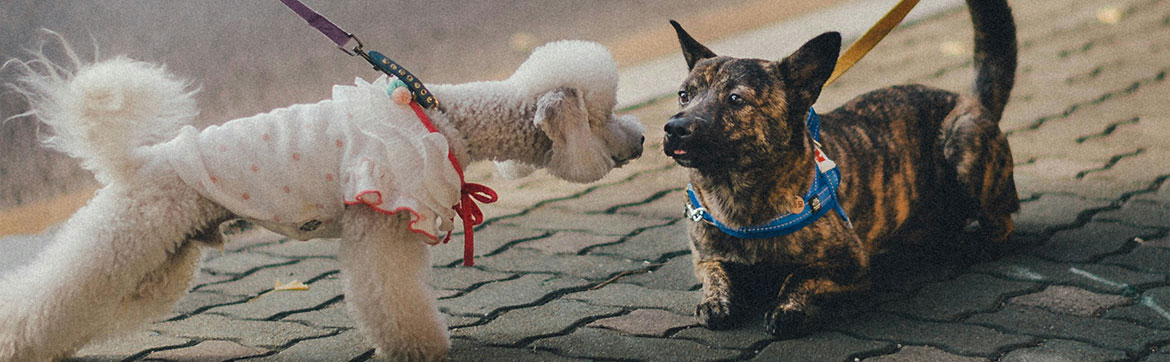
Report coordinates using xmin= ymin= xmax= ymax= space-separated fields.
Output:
xmin=0 ymin=39 xmax=643 ymax=361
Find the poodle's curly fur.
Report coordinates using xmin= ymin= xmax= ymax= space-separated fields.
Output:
xmin=0 ymin=38 xmax=643 ymax=361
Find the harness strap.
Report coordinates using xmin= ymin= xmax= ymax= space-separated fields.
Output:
xmin=685 ymin=108 xmax=850 ymax=239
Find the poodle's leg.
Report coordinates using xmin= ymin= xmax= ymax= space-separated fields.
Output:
xmin=340 ymin=205 xmax=449 ymax=362
xmin=0 ymin=164 xmax=226 ymax=361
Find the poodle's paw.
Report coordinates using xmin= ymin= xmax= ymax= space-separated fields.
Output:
xmin=695 ymin=297 xmax=734 ymax=330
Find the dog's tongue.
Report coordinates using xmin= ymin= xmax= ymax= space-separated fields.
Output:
xmin=673 ymin=149 xmax=688 ymax=155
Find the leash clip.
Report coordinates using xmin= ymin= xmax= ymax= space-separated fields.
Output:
xmin=339 ymin=34 xmax=364 ymax=56
xmin=685 ymin=201 xmax=706 ymax=222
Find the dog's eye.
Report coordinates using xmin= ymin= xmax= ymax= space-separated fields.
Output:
xmin=678 ymin=91 xmax=690 ymax=105
xmin=728 ymin=93 xmax=745 ymax=105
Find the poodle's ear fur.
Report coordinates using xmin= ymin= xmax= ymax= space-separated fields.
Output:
xmin=534 ymin=87 xmax=613 ymax=183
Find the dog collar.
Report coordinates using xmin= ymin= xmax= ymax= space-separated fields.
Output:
xmin=684 ymin=108 xmax=851 ymax=238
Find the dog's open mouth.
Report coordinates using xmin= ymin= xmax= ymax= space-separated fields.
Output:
xmin=664 ymin=143 xmax=696 ymax=167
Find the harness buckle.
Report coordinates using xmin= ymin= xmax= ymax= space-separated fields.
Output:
xmin=809 ymin=196 xmax=822 ymax=213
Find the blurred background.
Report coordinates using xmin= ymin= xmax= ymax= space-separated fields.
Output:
xmin=0 ymin=0 xmax=845 ymax=237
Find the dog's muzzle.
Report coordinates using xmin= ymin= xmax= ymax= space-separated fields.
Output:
xmin=664 ymin=117 xmax=697 ymax=166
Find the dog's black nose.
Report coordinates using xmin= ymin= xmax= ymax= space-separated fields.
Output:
xmin=665 ymin=118 xmax=695 ymax=140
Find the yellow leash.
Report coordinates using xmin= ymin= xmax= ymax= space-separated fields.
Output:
xmin=824 ymin=0 xmax=920 ymax=87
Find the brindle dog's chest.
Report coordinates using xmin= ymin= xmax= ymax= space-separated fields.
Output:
xmin=690 ymin=85 xmax=965 ymax=265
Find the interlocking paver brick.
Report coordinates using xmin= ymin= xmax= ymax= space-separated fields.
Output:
xmin=439 ymin=274 xmax=588 ymax=317
xmin=1103 ymin=244 xmax=1170 ymax=273
xmin=1011 ymin=194 xmax=1113 ymax=234
xmin=447 ymin=343 xmax=588 ymax=362
xmin=251 ymin=238 xmax=339 ymax=258
xmin=863 ymin=346 xmax=988 ymax=362
xmin=967 ymin=305 xmax=1170 ymax=354
xmin=144 ymin=340 xmax=268 ymax=361
xmin=531 ymin=326 xmax=739 ymax=361
xmin=282 ymin=301 xmax=353 ymax=329
xmin=970 ymin=255 xmax=1164 ymax=294
xmin=879 ymin=274 xmax=1039 ymax=322
xmin=431 ymin=224 xmax=549 ymax=267
xmin=456 ymin=299 xmax=621 ymax=346
xmin=833 ymin=312 xmax=1037 ymax=357
xmin=501 ymin=209 xmax=664 ymax=236
xmin=1032 ymin=221 xmax=1157 ymax=262
xmin=1150 ymin=352 xmax=1170 ymax=362
xmin=71 ymin=332 xmax=191 ymax=361
xmin=1095 ymin=199 xmax=1170 ymax=229
xmin=619 ymin=254 xmax=699 ymax=291
xmin=430 ymin=266 xmax=515 ymax=291
xmin=671 ymin=323 xmax=773 ymax=351
xmin=1009 ymin=285 xmax=1132 ymax=317
xmin=1103 ymin=286 xmax=1170 ymax=330
xmin=151 ymin=314 xmax=335 ymax=348
xmin=515 ymin=231 xmax=616 ymax=255
xmin=194 ymin=258 xmax=339 ymax=296
xmin=587 ymin=219 xmax=687 ymax=262
xmin=474 ymin=249 xmax=646 ymax=280
xmin=170 ymin=290 xmax=247 ymax=316
xmin=1145 ymin=235 xmax=1170 ymax=249
xmin=199 ymin=251 xmax=293 ymax=275
xmin=565 ymin=283 xmax=701 ymax=315
xmin=1002 ymin=339 xmax=1130 ymax=362
xmin=587 ymin=308 xmax=695 ymax=337
xmin=548 ymin=167 xmax=682 ymax=215
xmin=247 ymin=330 xmax=370 ymax=362
xmin=1132 ymin=180 xmax=1170 ymax=205
xmin=206 ymin=274 xmax=343 ymax=320
xmin=752 ymin=332 xmax=893 ymax=362
xmin=615 ymin=188 xmax=688 ymax=220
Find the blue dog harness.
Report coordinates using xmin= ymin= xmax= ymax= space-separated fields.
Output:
xmin=684 ymin=108 xmax=852 ymax=238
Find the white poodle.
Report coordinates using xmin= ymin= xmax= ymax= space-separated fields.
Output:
xmin=0 ymin=38 xmax=643 ymax=361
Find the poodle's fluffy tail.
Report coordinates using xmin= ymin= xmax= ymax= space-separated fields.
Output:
xmin=7 ymin=36 xmax=197 ymax=184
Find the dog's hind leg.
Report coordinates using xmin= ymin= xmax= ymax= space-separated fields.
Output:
xmin=940 ymin=98 xmax=1020 ymax=243
xmin=340 ymin=206 xmax=449 ymax=362
xmin=0 ymin=164 xmax=226 ymax=361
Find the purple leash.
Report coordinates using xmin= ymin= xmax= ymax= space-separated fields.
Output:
xmin=278 ymin=0 xmax=438 ymax=109
xmin=278 ymin=0 xmax=353 ymax=50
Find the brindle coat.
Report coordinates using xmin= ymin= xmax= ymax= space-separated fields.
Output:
xmin=663 ymin=0 xmax=1019 ymax=337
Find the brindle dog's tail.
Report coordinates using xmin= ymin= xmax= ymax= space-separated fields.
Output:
xmin=967 ymin=0 xmax=1017 ymax=123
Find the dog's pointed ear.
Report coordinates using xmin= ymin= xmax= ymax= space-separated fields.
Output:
xmin=534 ymin=87 xmax=613 ymax=183
xmin=671 ymin=20 xmax=717 ymax=70
xmin=776 ymin=32 xmax=840 ymax=107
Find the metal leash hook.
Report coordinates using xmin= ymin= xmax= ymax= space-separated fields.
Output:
xmin=278 ymin=0 xmax=436 ymax=109
xmin=338 ymin=34 xmax=363 ymax=56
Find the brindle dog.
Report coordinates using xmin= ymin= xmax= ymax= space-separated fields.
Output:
xmin=664 ymin=0 xmax=1019 ymax=337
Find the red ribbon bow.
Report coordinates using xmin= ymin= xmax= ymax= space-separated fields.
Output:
xmin=409 ymin=102 xmax=499 ymax=266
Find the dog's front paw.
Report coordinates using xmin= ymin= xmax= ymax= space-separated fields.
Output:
xmin=695 ymin=297 xmax=734 ymax=330
xmin=764 ymin=305 xmax=811 ymax=338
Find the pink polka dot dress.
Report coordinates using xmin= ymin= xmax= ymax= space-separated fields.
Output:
xmin=164 ymin=76 xmax=461 ymax=243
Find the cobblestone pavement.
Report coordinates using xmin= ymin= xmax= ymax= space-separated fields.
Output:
xmin=66 ymin=0 xmax=1170 ymax=360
